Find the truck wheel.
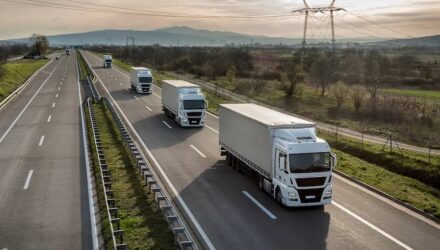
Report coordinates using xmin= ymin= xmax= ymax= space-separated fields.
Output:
xmin=258 ymin=176 xmax=264 ymax=191
xmin=276 ymin=188 xmax=283 ymax=206
xmin=226 ymin=153 xmax=231 ymax=165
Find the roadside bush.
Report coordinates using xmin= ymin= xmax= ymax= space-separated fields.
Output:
xmin=331 ymin=81 xmax=349 ymax=108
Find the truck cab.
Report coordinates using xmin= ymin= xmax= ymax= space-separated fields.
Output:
xmin=103 ymin=55 xmax=112 ymax=68
xmin=65 ymin=48 xmax=70 ymax=55
xmin=269 ymin=128 xmax=335 ymax=206
xmin=130 ymin=67 xmax=153 ymax=94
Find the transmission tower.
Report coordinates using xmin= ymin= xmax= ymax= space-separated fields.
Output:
xmin=293 ymin=0 xmax=344 ymax=57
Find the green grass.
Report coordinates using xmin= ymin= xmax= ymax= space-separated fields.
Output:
xmin=335 ymin=148 xmax=440 ymax=218
xmin=86 ymin=101 xmax=176 ymax=249
xmin=0 ymin=59 xmax=48 ymax=102
xmin=384 ymin=88 xmax=440 ymax=100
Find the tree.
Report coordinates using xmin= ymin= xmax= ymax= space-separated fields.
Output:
xmin=309 ymin=54 xmax=334 ymax=96
xmin=331 ymin=81 xmax=349 ymax=108
xmin=279 ymin=61 xmax=305 ymax=97
xmin=364 ymin=50 xmax=389 ymax=99
xmin=226 ymin=65 xmax=236 ymax=85
xmin=29 ymin=34 xmax=49 ymax=56
xmin=351 ymin=84 xmax=367 ymax=112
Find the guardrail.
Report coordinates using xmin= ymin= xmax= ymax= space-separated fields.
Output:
xmin=103 ymin=98 xmax=198 ymax=250
xmin=86 ymin=97 xmax=127 ymax=250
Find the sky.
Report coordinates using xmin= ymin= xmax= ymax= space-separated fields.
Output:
xmin=0 ymin=0 xmax=439 ymax=40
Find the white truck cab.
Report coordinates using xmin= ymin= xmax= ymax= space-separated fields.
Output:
xmin=161 ymin=80 xmax=207 ymax=127
xmin=103 ymin=55 xmax=112 ymax=68
xmin=130 ymin=67 xmax=153 ymax=94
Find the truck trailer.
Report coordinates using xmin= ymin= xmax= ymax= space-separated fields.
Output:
xmin=103 ymin=55 xmax=112 ymax=68
xmin=219 ymin=103 xmax=335 ymax=207
xmin=161 ymin=80 xmax=207 ymax=127
xmin=130 ymin=67 xmax=153 ymax=94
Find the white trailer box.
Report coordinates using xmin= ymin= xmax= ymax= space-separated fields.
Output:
xmin=161 ymin=80 xmax=207 ymax=127
xmin=103 ymin=55 xmax=112 ymax=68
xmin=219 ymin=103 xmax=335 ymax=207
xmin=130 ymin=67 xmax=153 ymax=94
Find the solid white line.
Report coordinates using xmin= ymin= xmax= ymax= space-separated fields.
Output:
xmin=52 ymin=102 xmax=56 ymax=108
xmin=242 ymin=191 xmax=277 ymax=219
xmin=162 ymin=121 xmax=172 ymax=129
xmin=332 ymin=201 xmax=413 ymax=250
xmin=38 ymin=135 xmax=45 ymax=146
xmin=83 ymin=51 xmax=215 ymax=250
xmin=23 ymin=170 xmax=34 ymax=190
xmin=0 ymin=58 xmax=64 ymax=144
xmin=55 ymin=93 xmax=59 ymax=98
xmin=152 ymin=92 xmax=161 ymax=98
xmin=145 ymin=105 xmax=152 ymax=111
xmin=134 ymin=96 xmax=139 ymax=100
xmin=205 ymin=125 xmax=219 ymax=134
xmin=190 ymin=144 xmax=207 ymax=158
xmin=76 ymin=56 xmax=99 ymax=250
xmin=47 ymin=115 xmax=52 ymax=123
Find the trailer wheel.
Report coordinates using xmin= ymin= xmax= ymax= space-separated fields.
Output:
xmin=226 ymin=153 xmax=231 ymax=166
xmin=258 ymin=176 xmax=264 ymax=191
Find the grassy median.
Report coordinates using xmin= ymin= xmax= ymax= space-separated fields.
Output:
xmin=0 ymin=59 xmax=48 ymax=103
xmin=85 ymin=100 xmax=176 ymax=249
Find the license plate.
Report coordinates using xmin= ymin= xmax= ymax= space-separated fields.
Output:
xmin=305 ymin=195 xmax=316 ymax=199
xmin=191 ymin=121 xmax=197 ymax=124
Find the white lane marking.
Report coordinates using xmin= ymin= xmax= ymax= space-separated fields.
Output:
xmin=145 ymin=105 xmax=152 ymax=111
xmin=205 ymin=125 xmax=219 ymax=134
xmin=60 ymin=81 xmax=63 ymax=85
xmin=134 ymin=96 xmax=139 ymax=101
xmin=0 ymin=57 xmax=64 ymax=144
xmin=242 ymin=191 xmax=277 ymax=219
xmin=334 ymin=174 xmax=440 ymax=230
xmin=38 ymin=135 xmax=45 ymax=146
xmin=162 ymin=121 xmax=172 ymax=129
xmin=76 ymin=57 xmax=99 ymax=250
xmin=333 ymin=201 xmax=413 ymax=250
xmin=52 ymin=102 xmax=56 ymax=108
xmin=47 ymin=115 xmax=52 ymax=123
xmin=83 ymin=51 xmax=215 ymax=250
xmin=153 ymin=92 xmax=161 ymax=98
xmin=58 ymin=87 xmax=61 ymax=91
xmin=23 ymin=170 xmax=34 ymax=190
xmin=55 ymin=93 xmax=59 ymax=98
xmin=119 ymin=83 xmax=123 ymax=86
xmin=126 ymin=89 xmax=130 ymax=92
xmin=190 ymin=144 xmax=207 ymax=158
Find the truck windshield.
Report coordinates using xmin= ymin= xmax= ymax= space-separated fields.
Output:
xmin=289 ymin=153 xmax=330 ymax=173
xmin=183 ymin=100 xmax=205 ymax=110
xmin=139 ymin=77 xmax=152 ymax=83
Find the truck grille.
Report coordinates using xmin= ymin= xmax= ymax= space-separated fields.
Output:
xmin=296 ymin=177 xmax=326 ymax=187
xmin=188 ymin=118 xmax=201 ymax=125
xmin=298 ymin=188 xmax=324 ymax=203
xmin=141 ymin=87 xmax=150 ymax=92
xmin=187 ymin=112 xmax=202 ymax=117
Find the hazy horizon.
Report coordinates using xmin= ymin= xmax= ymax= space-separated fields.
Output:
xmin=1 ymin=0 xmax=439 ymax=40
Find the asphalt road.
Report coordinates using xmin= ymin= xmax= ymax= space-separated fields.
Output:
xmin=0 ymin=51 xmax=93 ymax=249
xmin=82 ymin=51 xmax=439 ymax=250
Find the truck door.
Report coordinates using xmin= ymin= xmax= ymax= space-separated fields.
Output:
xmin=275 ymin=149 xmax=288 ymax=183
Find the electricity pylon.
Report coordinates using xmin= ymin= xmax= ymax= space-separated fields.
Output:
xmin=293 ymin=0 xmax=345 ymax=57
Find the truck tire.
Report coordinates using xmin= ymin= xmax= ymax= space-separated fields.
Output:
xmin=226 ymin=152 xmax=231 ymax=166
xmin=276 ymin=187 xmax=283 ymax=206
xmin=258 ymin=176 xmax=264 ymax=191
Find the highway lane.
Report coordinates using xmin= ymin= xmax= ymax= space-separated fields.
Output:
xmin=0 ymin=51 xmax=93 ymax=249
xmin=83 ymin=50 xmax=440 ymax=250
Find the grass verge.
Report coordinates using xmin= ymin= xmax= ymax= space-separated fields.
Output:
xmin=0 ymin=59 xmax=48 ymax=103
xmin=86 ymin=100 xmax=176 ymax=249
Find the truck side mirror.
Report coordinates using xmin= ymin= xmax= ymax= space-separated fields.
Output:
xmin=205 ymin=100 xmax=209 ymax=109
xmin=331 ymin=153 xmax=337 ymax=168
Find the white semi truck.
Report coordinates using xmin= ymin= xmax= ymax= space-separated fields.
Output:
xmin=65 ymin=48 xmax=70 ymax=55
xmin=103 ymin=55 xmax=112 ymax=68
xmin=161 ymin=80 xmax=207 ymax=127
xmin=219 ymin=103 xmax=335 ymax=207
xmin=130 ymin=67 xmax=153 ymax=94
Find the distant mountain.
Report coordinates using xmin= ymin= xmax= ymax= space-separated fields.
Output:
xmin=4 ymin=26 xmax=303 ymax=46
xmin=367 ymin=35 xmax=440 ymax=47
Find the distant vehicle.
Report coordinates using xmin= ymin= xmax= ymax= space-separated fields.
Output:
xmin=130 ymin=67 xmax=153 ymax=94
xmin=65 ymin=49 xmax=70 ymax=55
xmin=219 ymin=103 xmax=335 ymax=207
xmin=161 ymin=80 xmax=207 ymax=127
xmin=103 ymin=54 xmax=112 ymax=68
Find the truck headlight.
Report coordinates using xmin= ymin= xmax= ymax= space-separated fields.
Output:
xmin=325 ymin=189 xmax=332 ymax=196
xmin=288 ymin=192 xmax=297 ymax=198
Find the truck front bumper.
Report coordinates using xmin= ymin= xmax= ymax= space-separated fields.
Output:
xmin=283 ymin=184 xmax=333 ymax=207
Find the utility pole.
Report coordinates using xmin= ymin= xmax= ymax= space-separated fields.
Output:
xmin=293 ymin=0 xmax=345 ymax=61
